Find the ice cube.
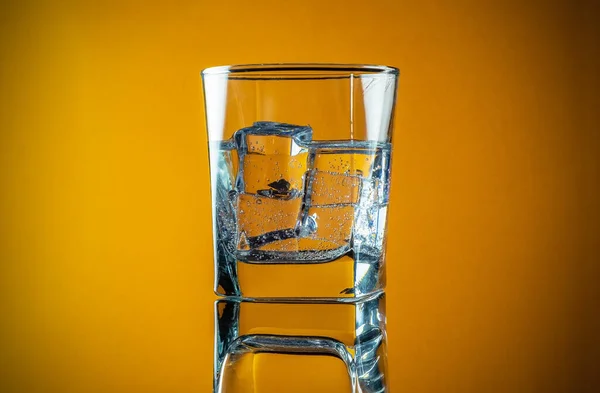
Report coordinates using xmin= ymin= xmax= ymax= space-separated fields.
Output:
xmin=233 ymin=122 xmax=312 ymax=197
xmin=298 ymin=147 xmax=378 ymax=247
xmin=305 ymin=146 xmax=380 ymax=209
xmin=230 ymin=122 xmax=314 ymax=258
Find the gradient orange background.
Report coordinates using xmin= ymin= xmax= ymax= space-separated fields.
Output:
xmin=1 ymin=0 xmax=598 ymax=392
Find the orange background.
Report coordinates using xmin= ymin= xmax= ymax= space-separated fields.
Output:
xmin=1 ymin=0 xmax=598 ymax=392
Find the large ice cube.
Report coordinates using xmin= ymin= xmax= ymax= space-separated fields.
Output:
xmin=232 ymin=122 xmax=313 ymax=260
xmin=298 ymin=146 xmax=380 ymax=251
xmin=233 ymin=122 xmax=311 ymax=197
xmin=306 ymin=145 xmax=381 ymax=208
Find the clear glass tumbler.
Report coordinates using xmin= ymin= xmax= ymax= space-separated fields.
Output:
xmin=202 ymin=64 xmax=399 ymax=393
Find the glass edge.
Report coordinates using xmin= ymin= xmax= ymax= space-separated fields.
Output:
xmin=200 ymin=63 xmax=400 ymax=77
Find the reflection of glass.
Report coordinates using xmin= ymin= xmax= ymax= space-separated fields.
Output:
xmin=202 ymin=64 xmax=399 ymax=393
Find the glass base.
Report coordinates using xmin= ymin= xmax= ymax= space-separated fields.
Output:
xmin=215 ymin=292 xmax=387 ymax=393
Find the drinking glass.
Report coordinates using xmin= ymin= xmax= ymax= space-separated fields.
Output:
xmin=202 ymin=64 xmax=399 ymax=393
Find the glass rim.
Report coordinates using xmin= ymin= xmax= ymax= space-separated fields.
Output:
xmin=201 ymin=63 xmax=399 ymax=80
